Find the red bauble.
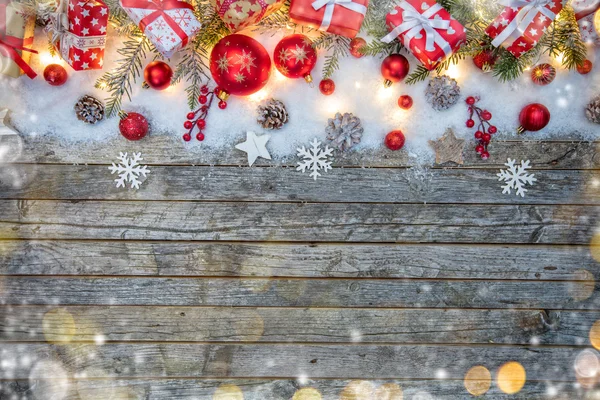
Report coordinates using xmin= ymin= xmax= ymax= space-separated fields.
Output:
xmin=398 ymin=95 xmax=413 ymax=110
xmin=531 ymin=63 xmax=556 ymax=85
xmin=319 ymin=79 xmax=335 ymax=95
xmin=210 ymin=34 xmax=272 ymax=97
xmin=381 ymin=54 xmax=410 ymax=87
xmin=577 ymin=59 xmax=593 ymax=75
xmin=119 ymin=112 xmax=149 ymax=141
xmin=274 ymin=34 xmax=317 ymax=83
xmin=349 ymin=37 xmax=367 ymax=58
xmin=43 ymin=64 xmax=68 ymax=86
xmin=518 ymin=103 xmax=550 ymax=133
xmin=144 ymin=61 xmax=173 ymax=90
xmin=472 ymin=50 xmax=497 ymax=72
xmin=385 ymin=130 xmax=406 ymax=151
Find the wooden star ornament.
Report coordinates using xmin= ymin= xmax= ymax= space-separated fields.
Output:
xmin=0 ymin=109 xmax=18 ymax=136
xmin=428 ymin=128 xmax=465 ymax=165
xmin=235 ymin=131 xmax=271 ymax=166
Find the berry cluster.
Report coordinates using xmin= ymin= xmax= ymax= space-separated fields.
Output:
xmin=465 ymin=96 xmax=496 ymax=160
xmin=183 ymin=85 xmax=228 ymax=142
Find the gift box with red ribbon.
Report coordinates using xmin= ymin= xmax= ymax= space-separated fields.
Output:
xmin=0 ymin=0 xmax=37 ymax=79
xmin=382 ymin=0 xmax=466 ymax=70
xmin=120 ymin=0 xmax=201 ymax=58
xmin=486 ymin=0 xmax=564 ymax=58
xmin=572 ymin=0 xmax=600 ymax=44
xmin=289 ymin=0 xmax=368 ymax=38
xmin=46 ymin=0 xmax=109 ymax=71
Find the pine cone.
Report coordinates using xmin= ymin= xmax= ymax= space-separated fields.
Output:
xmin=586 ymin=96 xmax=600 ymax=124
xmin=257 ymin=99 xmax=289 ymax=130
xmin=75 ymin=95 xmax=105 ymax=124
xmin=425 ymin=75 xmax=461 ymax=111
xmin=325 ymin=112 xmax=364 ymax=152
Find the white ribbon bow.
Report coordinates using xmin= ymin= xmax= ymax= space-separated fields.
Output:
xmin=46 ymin=0 xmax=70 ymax=46
xmin=381 ymin=2 xmax=453 ymax=57
xmin=311 ymin=0 xmax=367 ymax=32
xmin=491 ymin=0 xmax=557 ymax=48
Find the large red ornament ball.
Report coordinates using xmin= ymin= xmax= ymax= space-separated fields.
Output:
xmin=349 ymin=37 xmax=367 ymax=58
xmin=385 ymin=130 xmax=406 ymax=151
xmin=210 ymin=34 xmax=272 ymax=97
xmin=274 ymin=34 xmax=317 ymax=83
xmin=381 ymin=54 xmax=410 ymax=87
xmin=144 ymin=61 xmax=173 ymax=90
xmin=43 ymin=64 xmax=68 ymax=86
xmin=518 ymin=103 xmax=550 ymax=133
xmin=119 ymin=112 xmax=149 ymax=141
xmin=319 ymin=79 xmax=335 ymax=95
xmin=577 ymin=59 xmax=593 ymax=75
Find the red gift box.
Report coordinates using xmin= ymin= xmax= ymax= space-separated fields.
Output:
xmin=0 ymin=0 xmax=38 ymax=78
xmin=382 ymin=0 xmax=466 ymax=70
xmin=289 ymin=0 xmax=368 ymax=38
xmin=47 ymin=0 xmax=109 ymax=71
xmin=486 ymin=0 xmax=563 ymax=58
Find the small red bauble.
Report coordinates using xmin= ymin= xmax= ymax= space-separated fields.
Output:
xmin=531 ymin=63 xmax=556 ymax=85
xmin=349 ymin=37 xmax=367 ymax=58
xmin=577 ymin=60 xmax=593 ymax=75
xmin=43 ymin=64 xmax=68 ymax=86
xmin=319 ymin=79 xmax=335 ymax=95
xmin=385 ymin=130 xmax=406 ymax=151
xmin=381 ymin=54 xmax=410 ymax=87
xmin=218 ymin=100 xmax=228 ymax=109
xmin=398 ymin=95 xmax=413 ymax=110
xmin=143 ymin=61 xmax=173 ymax=90
xmin=119 ymin=112 xmax=149 ymax=141
xmin=518 ymin=103 xmax=551 ymax=133
xmin=274 ymin=34 xmax=317 ymax=83
xmin=472 ymin=50 xmax=497 ymax=72
xmin=210 ymin=34 xmax=272 ymax=97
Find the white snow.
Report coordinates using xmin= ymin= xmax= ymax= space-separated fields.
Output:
xmin=1 ymin=26 xmax=599 ymax=163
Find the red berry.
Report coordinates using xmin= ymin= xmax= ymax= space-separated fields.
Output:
xmin=466 ymin=96 xmax=476 ymax=105
xmin=196 ymin=132 xmax=205 ymax=141
xmin=199 ymin=95 xmax=208 ymax=105
xmin=466 ymin=119 xmax=475 ymax=128
xmin=481 ymin=151 xmax=490 ymax=160
xmin=184 ymin=121 xmax=193 ymax=129
xmin=201 ymin=86 xmax=209 ymax=94
xmin=474 ymin=131 xmax=483 ymax=139
xmin=385 ymin=130 xmax=406 ymax=151
xmin=186 ymin=112 xmax=195 ymax=120
xmin=183 ymin=133 xmax=192 ymax=142
xmin=201 ymin=105 xmax=208 ymax=112
xmin=488 ymin=126 xmax=497 ymax=134
xmin=398 ymin=95 xmax=413 ymax=110
xmin=218 ymin=100 xmax=227 ymax=110
xmin=482 ymin=133 xmax=492 ymax=142
xmin=197 ymin=119 xmax=206 ymax=129
xmin=475 ymin=144 xmax=484 ymax=154
xmin=482 ymin=110 xmax=492 ymax=121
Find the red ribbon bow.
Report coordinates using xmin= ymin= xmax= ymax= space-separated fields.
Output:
xmin=120 ymin=0 xmax=194 ymax=48
xmin=0 ymin=2 xmax=38 ymax=79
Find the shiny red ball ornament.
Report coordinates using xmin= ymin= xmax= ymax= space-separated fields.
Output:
xmin=398 ymin=95 xmax=413 ymax=110
xmin=43 ymin=64 xmax=68 ymax=86
xmin=577 ymin=59 xmax=593 ymax=75
xmin=274 ymin=34 xmax=317 ymax=84
xmin=349 ymin=37 xmax=367 ymax=58
xmin=210 ymin=34 xmax=272 ymax=98
xmin=119 ymin=111 xmax=149 ymax=141
xmin=531 ymin=63 xmax=556 ymax=86
xmin=143 ymin=61 xmax=173 ymax=90
xmin=385 ymin=130 xmax=406 ymax=151
xmin=518 ymin=103 xmax=550 ymax=134
xmin=472 ymin=50 xmax=497 ymax=72
xmin=319 ymin=79 xmax=335 ymax=95
xmin=381 ymin=54 xmax=410 ymax=87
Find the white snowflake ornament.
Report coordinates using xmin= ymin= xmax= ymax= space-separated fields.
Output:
xmin=109 ymin=152 xmax=150 ymax=189
xmin=497 ymin=158 xmax=536 ymax=197
xmin=296 ymin=138 xmax=334 ymax=181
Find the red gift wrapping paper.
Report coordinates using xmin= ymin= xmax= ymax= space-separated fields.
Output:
xmin=289 ymin=0 xmax=368 ymax=38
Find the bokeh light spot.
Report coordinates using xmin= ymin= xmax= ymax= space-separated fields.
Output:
xmin=292 ymin=387 xmax=322 ymax=400
xmin=569 ymin=269 xmax=595 ymax=302
xmin=590 ymin=233 xmax=600 ymax=262
xmin=340 ymin=380 xmax=374 ymax=400
xmin=374 ymin=383 xmax=403 ymax=399
xmin=464 ymin=365 xmax=491 ymax=396
xmin=590 ymin=320 xmax=600 ymax=350
xmin=212 ymin=384 xmax=244 ymax=400
xmin=42 ymin=308 xmax=76 ymax=344
xmin=497 ymin=361 xmax=526 ymax=394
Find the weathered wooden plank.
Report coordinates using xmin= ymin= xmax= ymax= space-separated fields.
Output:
xmin=1 ymin=277 xmax=597 ymax=309
xmin=2 ymin=165 xmax=598 ymax=205
xmin=0 ymin=241 xmax=594 ymax=280
xmin=0 ymin=378 xmax=586 ymax=399
xmin=0 ymin=306 xmax=590 ymax=345
xmin=7 ymin=134 xmax=599 ymax=169
xmin=0 ymin=343 xmax=586 ymax=381
xmin=0 ymin=201 xmax=594 ymax=244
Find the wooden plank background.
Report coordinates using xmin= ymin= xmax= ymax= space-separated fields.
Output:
xmin=0 ymin=133 xmax=599 ymax=399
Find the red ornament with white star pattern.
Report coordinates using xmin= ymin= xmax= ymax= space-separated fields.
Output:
xmin=209 ymin=34 xmax=272 ymax=97
xmin=273 ymin=34 xmax=317 ymax=84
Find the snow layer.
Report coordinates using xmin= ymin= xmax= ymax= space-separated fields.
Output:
xmin=1 ymin=26 xmax=599 ymax=162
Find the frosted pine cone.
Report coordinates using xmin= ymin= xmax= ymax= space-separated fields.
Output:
xmin=586 ymin=96 xmax=600 ymax=124
xmin=74 ymin=95 xmax=105 ymax=124
xmin=326 ymin=112 xmax=364 ymax=152
xmin=425 ymin=75 xmax=461 ymax=111
xmin=257 ymin=99 xmax=289 ymax=130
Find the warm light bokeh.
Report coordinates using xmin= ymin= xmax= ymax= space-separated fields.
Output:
xmin=497 ymin=362 xmax=526 ymax=394
xmin=464 ymin=365 xmax=491 ymax=396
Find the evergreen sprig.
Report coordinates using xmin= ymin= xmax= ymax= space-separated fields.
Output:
xmin=172 ymin=37 xmax=211 ymax=110
xmin=313 ymin=33 xmax=351 ymax=79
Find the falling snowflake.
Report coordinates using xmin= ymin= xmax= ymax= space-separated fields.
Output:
xmin=497 ymin=158 xmax=536 ymax=197
xmin=296 ymin=138 xmax=334 ymax=181
xmin=109 ymin=152 xmax=150 ymax=189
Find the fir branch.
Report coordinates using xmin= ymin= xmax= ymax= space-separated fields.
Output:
xmin=173 ymin=38 xmax=211 ymax=110
xmin=543 ymin=6 xmax=587 ymax=69
xmin=95 ymin=34 xmax=152 ymax=117
xmin=195 ymin=0 xmax=231 ymax=49
xmin=254 ymin=1 xmax=293 ymax=33
xmin=314 ymin=34 xmax=351 ymax=79
xmin=405 ymin=65 xmax=431 ymax=84
xmin=492 ymin=46 xmax=539 ymax=82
